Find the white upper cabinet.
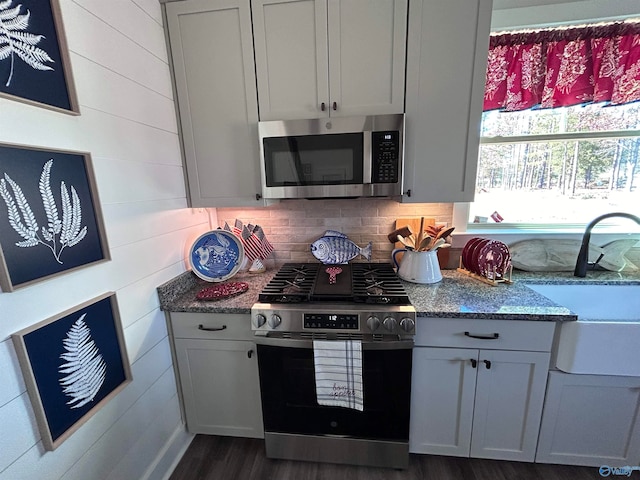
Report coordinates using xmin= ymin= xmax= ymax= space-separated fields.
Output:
xmin=402 ymin=0 xmax=492 ymax=203
xmin=165 ymin=0 xmax=264 ymax=207
xmin=252 ymin=0 xmax=408 ymax=120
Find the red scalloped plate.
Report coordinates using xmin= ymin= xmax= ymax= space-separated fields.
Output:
xmin=476 ymin=240 xmax=511 ymax=279
xmin=462 ymin=237 xmax=484 ymax=271
xmin=461 ymin=237 xmax=480 ymax=271
xmin=196 ymin=281 xmax=249 ymax=301
xmin=469 ymin=238 xmax=491 ymax=274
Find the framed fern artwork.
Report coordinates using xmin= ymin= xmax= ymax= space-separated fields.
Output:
xmin=0 ymin=0 xmax=79 ymax=114
xmin=0 ymin=143 xmax=110 ymax=291
xmin=11 ymin=292 xmax=132 ymax=451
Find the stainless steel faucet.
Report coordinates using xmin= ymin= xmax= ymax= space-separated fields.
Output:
xmin=574 ymin=212 xmax=640 ymax=277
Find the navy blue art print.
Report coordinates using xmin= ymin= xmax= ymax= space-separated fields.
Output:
xmin=12 ymin=294 xmax=132 ymax=450
xmin=0 ymin=0 xmax=77 ymax=112
xmin=0 ymin=144 xmax=109 ymax=291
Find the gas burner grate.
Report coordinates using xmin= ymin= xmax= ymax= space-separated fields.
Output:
xmin=258 ymin=262 xmax=411 ymax=305
xmin=258 ymin=263 xmax=318 ymax=303
xmin=352 ymin=263 xmax=411 ymax=304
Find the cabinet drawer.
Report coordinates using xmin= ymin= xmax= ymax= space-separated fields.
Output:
xmin=169 ymin=312 xmax=253 ymax=341
xmin=415 ymin=318 xmax=556 ymax=352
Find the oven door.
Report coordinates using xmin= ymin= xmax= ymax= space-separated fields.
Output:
xmin=256 ymin=338 xmax=412 ymax=442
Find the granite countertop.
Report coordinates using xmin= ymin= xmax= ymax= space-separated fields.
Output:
xmin=156 ymin=265 xmax=640 ymax=321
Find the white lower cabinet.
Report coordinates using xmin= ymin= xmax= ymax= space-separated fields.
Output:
xmin=410 ymin=318 xmax=554 ymax=462
xmin=469 ymin=349 xmax=549 ymax=461
xmin=536 ymin=371 xmax=640 ymax=467
xmin=168 ymin=312 xmax=264 ymax=438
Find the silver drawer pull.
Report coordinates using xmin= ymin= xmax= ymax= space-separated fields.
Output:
xmin=198 ymin=324 xmax=227 ymax=332
xmin=464 ymin=331 xmax=499 ymax=340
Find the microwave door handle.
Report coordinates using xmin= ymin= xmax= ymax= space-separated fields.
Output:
xmin=363 ymin=132 xmax=372 ymax=184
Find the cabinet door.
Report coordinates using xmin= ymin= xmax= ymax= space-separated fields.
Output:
xmin=174 ymin=338 xmax=264 ymax=438
xmin=536 ymin=372 xmax=640 ymax=467
xmin=410 ymin=347 xmax=478 ymax=456
xmin=252 ymin=0 xmax=329 ymax=120
xmin=326 ymin=0 xmax=407 ymax=117
xmin=403 ymin=0 xmax=492 ymax=203
xmin=470 ymin=350 xmax=550 ymax=462
xmin=166 ymin=0 xmax=263 ymax=207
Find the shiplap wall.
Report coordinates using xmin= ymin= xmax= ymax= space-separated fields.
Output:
xmin=0 ymin=0 xmax=208 ymax=479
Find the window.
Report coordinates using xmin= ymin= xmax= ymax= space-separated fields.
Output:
xmin=462 ymin=19 xmax=640 ymax=231
xmin=470 ymin=103 xmax=640 ymax=226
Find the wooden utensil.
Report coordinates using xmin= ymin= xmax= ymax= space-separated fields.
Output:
xmin=393 ymin=217 xmax=435 ymax=260
xmin=397 ymin=234 xmax=414 ymax=250
xmin=436 ymin=226 xmax=455 ymax=241
xmin=387 ymin=225 xmax=413 ymax=243
xmin=418 ymin=235 xmax=432 ymax=251
xmin=428 ymin=238 xmax=446 ymax=251
xmin=416 ymin=217 xmax=425 ymax=250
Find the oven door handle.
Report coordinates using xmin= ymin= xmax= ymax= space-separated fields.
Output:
xmin=253 ymin=336 xmax=414 ymax=350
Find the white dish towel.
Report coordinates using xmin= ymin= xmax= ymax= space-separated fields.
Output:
xmin=313 ymin=339 xmax=363 ymax=411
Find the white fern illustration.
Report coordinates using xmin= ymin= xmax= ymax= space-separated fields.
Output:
xmin=0 ymin=159 xmax=88 ymax=264
xmin=0 ymin=0 xmax=54 ymax=87
xmin=59 ymin=314 xmax=107 ymax=409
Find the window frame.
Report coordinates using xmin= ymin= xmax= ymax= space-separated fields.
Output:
xmin=453 ymin=125 xmax=640 ymax=248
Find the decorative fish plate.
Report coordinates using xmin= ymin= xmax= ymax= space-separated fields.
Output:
xmin=189 ymin=230 xmax=244 ymax=282
xmin=310 ymin=230 xmax=372 ymax=264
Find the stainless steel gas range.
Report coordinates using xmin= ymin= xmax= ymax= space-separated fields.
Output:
xmin=251 ymin=262 xmax=416 ymax=469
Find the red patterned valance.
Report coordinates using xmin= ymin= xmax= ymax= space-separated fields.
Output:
xmin=484 ymin=21 xmax=640 ymax=112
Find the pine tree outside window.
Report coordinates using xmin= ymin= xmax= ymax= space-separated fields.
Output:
xmin=457 ymin=18 xmax=640 ymax=234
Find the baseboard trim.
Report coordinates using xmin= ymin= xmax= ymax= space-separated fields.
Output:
xmin=143 ymin=423 xmax=194 ymax=480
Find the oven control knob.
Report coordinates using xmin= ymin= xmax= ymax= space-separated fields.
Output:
xmin=253 ymin=314 xmax=266 ymax=328
xmin=268 ymin=313 xmax=282 ymax=329
xmin=400 ymin=317 xmax=415 ymax=333
xmin=366 ymin=315 xmax=381 ymax=332
xmin=383 ymin=316 xmax=397 ymax=332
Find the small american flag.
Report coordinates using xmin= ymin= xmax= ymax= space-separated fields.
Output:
xmin=241 ymin=226 xmax=262 ymax=262
xmin=232 ymin=219 xmax=243 ymax=236
xmin=253 ymin=226 xmax=274 ymax=258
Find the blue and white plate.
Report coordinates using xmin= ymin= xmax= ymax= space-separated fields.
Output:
xmin=189 ymin=230 xmax=244 ymax=282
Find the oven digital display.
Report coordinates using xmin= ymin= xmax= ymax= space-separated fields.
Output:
xmin=303 ymin=313 xmax=359 ymax=330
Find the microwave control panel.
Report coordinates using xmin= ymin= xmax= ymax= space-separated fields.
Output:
xmin=371 ymin=131 xmax=400 ymax=184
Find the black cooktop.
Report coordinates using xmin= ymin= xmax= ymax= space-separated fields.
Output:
xmin=258 ymin=262 xmax=411 ymax=305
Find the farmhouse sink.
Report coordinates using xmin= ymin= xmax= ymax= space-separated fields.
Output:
xmin=526 ymin=284 xmax=640 ymax=376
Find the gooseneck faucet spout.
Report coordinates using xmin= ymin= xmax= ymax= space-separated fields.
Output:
xmin=574 ymin=212 xmax=640 ymax=277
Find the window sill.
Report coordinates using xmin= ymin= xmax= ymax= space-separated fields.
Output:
xmin=451 ymin=204 xmax=640 ymax=248
xmin=450 ymin=229 xmax=640 ymax=249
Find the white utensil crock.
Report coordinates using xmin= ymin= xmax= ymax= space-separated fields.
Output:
xmin=392 ymin=248 xmax=443 ymax=284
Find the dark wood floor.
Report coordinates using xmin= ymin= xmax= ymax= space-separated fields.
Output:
xmin=169 ymin=435 xmax=603 ymax=480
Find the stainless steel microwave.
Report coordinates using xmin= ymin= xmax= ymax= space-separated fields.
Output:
xmin=258 ymin=114 xmax=404 ymax=199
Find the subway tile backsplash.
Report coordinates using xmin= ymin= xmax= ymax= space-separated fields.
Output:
xmin=215 ymin=199 xmax=453 ymax=263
